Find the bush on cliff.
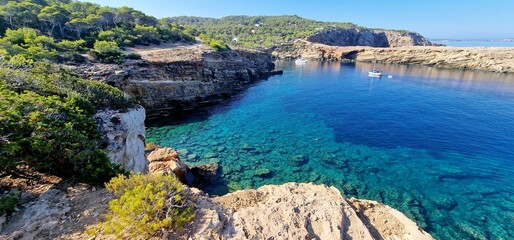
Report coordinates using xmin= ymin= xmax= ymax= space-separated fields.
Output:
xmin=0 ymin=63 xmax=135 ymax=184
xmin=91 ymin=40 xmax=123 ymax=63
xmin=199 ymin=33 xmax=230 ymax=51
xmin=89 ymin=174 xmax=195 ymax=238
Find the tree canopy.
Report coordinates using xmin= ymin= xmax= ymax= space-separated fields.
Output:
xmin=0 ymin=0 xmax=196 ymax=63
xmin=167 ymin=15 xmax=358 ymax=49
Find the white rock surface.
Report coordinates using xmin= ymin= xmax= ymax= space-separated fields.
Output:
xmin=189 ymin=182 xmax=433 ymax=240
xmin=94 ymin=106 xmax=148 ymax=173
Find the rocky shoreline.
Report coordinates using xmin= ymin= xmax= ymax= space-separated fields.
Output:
xmin=0 ymin=147 xmax=433 ymax=239
xmin=74 ymin=44 xmax=282 ymax=119
xmin=273 ymin=41 xmax=514 ymax=73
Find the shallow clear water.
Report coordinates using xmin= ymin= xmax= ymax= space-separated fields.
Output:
xmin=147 ymin=62 xmax=514 ymax=239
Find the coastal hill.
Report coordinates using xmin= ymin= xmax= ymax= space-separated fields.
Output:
xmin=168 ymin=15 xmax=435 ymax=48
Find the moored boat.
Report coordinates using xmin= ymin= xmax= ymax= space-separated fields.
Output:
xmin=368 ymin=69 xmax=382 ymax=77
xmin=295 ymin=58 xmax=308 ymax=64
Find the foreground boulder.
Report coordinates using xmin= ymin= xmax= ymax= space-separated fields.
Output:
xmin=147 ymin=147 xmax=193 ymax=185
xmin=189 ymin=182 xmax=434 ymax=240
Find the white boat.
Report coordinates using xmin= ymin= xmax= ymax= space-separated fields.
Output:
xmin=368 ymin=69 xmax=382 ymax=77
xmin=295 ymin=58 xmax=308 ymax=64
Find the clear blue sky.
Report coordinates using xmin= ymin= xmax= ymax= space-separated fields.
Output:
xmin=83 ymin=0 xmax=514 ymax=39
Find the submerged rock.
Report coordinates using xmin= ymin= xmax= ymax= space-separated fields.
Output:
xmin=289 ymin=155 xmax=309 ymax=166
xmin=203 ymin=152 xmax=219 ymax=159
xmin=253 ymin=168 xmax=272 ymax=178
xmin=241 ymin=143 xmax=254 ymax=151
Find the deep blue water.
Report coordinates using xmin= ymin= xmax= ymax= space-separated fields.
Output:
xmin=147 ymin=62 xmax=514 ymax=239
xmin=431 ymin=40 xmax=514 ymax=47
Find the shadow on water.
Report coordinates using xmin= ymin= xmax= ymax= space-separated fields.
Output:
xmin=145 ymin=77 xmax=280 ymax=128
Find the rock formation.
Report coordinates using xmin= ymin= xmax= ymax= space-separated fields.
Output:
xmin=94 ymin=106 xmax=148 ymax=173
xmin=307 ymin=28 xmax=434 ymax=47
xmin=147 ymin=147 xmax=194 ymax=185
xmin=189 ymin=182 xmax=433 ymax=240
xmin=76 ymin=44 xmax=280 ymax=118
xmin=0 ymin=147 xmax=433 ymax=240
xmin=273 ymin=41 xmax=514 ymax=73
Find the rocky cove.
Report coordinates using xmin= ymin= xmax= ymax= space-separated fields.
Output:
xmin=5 ymin=35 xmax=514 ymax=239
xmin=0 ymin=42 xmax=442 ymax=239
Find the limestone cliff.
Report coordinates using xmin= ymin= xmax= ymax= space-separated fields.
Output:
xmin=76 ymin=44 xmax=279 ymax=119
xmin=94 ymin=106 xmax=148 ymax=173
xmin=189 ymin=183 xmax=434 ymax=240
xmin=273 ymin=41 xmax=514 ymax=73
xmin=307 ymin=28 xmax=434 ymax=47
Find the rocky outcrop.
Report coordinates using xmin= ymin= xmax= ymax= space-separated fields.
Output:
xmin=351 ymin=46 xmax=514 ymax=73
xmin=147 ymin=147 xmax=194 ymax=185
xmin=189 ymin=182 xmax=433 ymax=240
xmin=273 ymin=41 xmax=514 ymax=73
xmin=0 ymin=179 xmax=433 ymax=239
xmin=350 ymin=198 xmax=434 ymax=240
xmin=307 ymin=28 xmax=434 ymax=47
xmin=76 ymin=44 xmax=279 ymax=118
xmin=94 ymin=106 xmax=148 ymax=173
xmin=0 ymin=183 xmax=113 ymax=239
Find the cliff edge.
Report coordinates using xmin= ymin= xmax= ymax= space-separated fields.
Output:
xmin=273 ymin=41 xmax=514 ymax=73
xmin=307 ymin=28 xmax=435 ymax=47
xmin=75 ymin=43 xmax=279 ymax=119
xmin=189 ymin=182 xmax=433 ymax=240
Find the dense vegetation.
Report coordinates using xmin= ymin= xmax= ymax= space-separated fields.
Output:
xmin=0 ymin=0 xmax=195 ymax=63
xmin=167 ymin=15 xmax=358 ymax=48
xmin=0 ymin=1 xmax=200 ymax=184
xmin=0 ymin=63 xmax=136 ymax=183
xmin=90 ymin=174 xmax=195 ymax=238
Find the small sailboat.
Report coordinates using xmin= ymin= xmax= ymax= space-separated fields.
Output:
xmin=295 ymin=58 xmax=308 ymax=64
xmin=368 ymin=69 xmax=382 ymax=77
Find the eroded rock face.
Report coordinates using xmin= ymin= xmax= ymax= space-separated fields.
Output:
xmin=350 ymin=198 xmax=434 ymax=240
xmin=147 ymin=147 xmax=193 ymax=185
xmin=189 ymin=182 xmax=433 ymax=240
xmin=307 ymin=28 xmax=434 ymax=47
xmin=94 ymin=106 xmax=148 ymax=173
xmin=273 ymin=41 xmax=514 ymax=73
xmin=77 ymin=46 xmax=278 ymax=118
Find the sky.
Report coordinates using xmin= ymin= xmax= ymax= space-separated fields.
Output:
xmin=82 ymin=0 xmax=514 ymax=39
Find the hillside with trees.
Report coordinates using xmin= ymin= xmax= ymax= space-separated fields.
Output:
xmin=0 ymin=0 xmax=195 ymax=64
xmin=167 ymin=15 xmax=358 ymax=49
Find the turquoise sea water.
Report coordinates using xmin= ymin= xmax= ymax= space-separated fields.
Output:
xmin=431 ymin=40 xmax=514 ymax=47
xmin=147 ymin=62 xmax=514 ymax=239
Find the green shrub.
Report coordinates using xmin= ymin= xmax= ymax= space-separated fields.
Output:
xmin=90 ymin=174 xmax=195 ymax=238
xmin=57 ymin=39 xmax=86 ymax=52
xmin=0 ymin=193 xmax=19 ymax=215
xmin=125 ymin=52 xmax=141 ymax=60
xmin=91 ymin=40 xmax=123 ymax=63
xmin=0 ymin=28 xmax=59 ymax=62
xmin=0 ymin=64 xmax=135 ymax=184
xmin=199 ymin=33 xmax=230 ymax=51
